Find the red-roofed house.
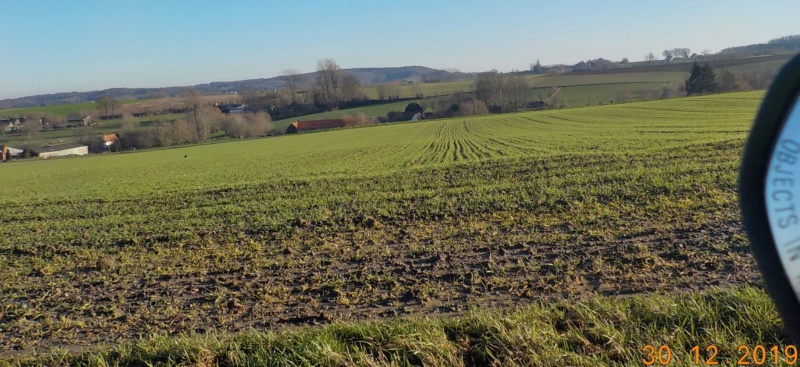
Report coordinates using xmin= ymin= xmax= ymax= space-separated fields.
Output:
xmin=102 ymin=133 xmax=120 ymax=150
xmin=286 ymin=119 xmax=346 ymax=134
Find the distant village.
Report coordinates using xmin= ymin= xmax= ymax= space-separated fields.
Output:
xmin=0 ymin=101 xmax=433 ymax=162
xmin=1 ymin=115 xmax=110 ymax=161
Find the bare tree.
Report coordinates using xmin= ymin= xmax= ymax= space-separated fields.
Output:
xmin=221 ymin=112 xmax=274 ymax=139
xmin=475 ymin=70 xmax=505 ymax=112
xmin=182 ymin=88 xmax=203 ymax=141
xmin=175 ymin=96 xmax=222 ymax=144
xmin=298 ymin=90 xmax=311 ymax=106
xmin=475 ymin=71 xmax=492 ymax=106
xmin=386 ymin=81 xmax=401 ymax=100
xmin=340 ymin=72 xmax=363 ymax=103
xmin=507 ymin=74 xmax=529 ymax=111
xmin=376 ymin=84 xmax=387 ymax=100
xmin=96 ymin=95 xmax=109 ymax=116
xmin=281 ymin=69 xmax=304 ymax=113
xmin=263 ymin=90 xmax=285 ymax=117
xmin=198 ymin=105 xmax=224 ymax=138
xmin=411 ymin=82 xmax=425 ymax=98
xmin=96 ymin=95 xmax=118 ymax=117
xmin=118 ymin=113 xmax=140 ymax=149
xmin=316 ymin=58 xmax=342 ymax=109
xmin=240 ymin=88 xmax=268 ymax=114
xmin=458 ymin=99 xmax=488 ymax=116
xmin=171 ymin=118 xmax=196 ymax=144
xmin=645 ymin=52 xmax=655 ymax=62
xmin=154 ymin=119 xmax=174 ymax=146
xmin=120 ymin=112 xmax=140 ymax=132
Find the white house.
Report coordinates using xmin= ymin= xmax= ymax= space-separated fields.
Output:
xmin=38 ymin=143 xmax=89 ymax=159
xmin=1 ymin=118 xmax=24 ymax=132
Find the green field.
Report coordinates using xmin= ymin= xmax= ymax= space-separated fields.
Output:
xmin=529 ymin=71 xmax=688 ymax=87
xmin=1 ymin=91 xmax=786 ymax=365
xmin=0 ymin=102 xmax=99 ymax=118
xmin=272 ymin=99 xmax=428 ymax=131
xmin=727 ymin=59 xmax=790 ymax=76
xmin=361 ymin=80 xmax=476 ymax=100
xmin=0 ymin=100 xmax=143 ymax=119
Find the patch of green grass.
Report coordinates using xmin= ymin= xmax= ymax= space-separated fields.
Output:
xmin=545 ymin=82 xmax=672 ymax=106
xmin=0 ymin=102 xmax=99 ymax=118
xmin=0 ymin=100 xmax=139 ymax=118
xmin=362 ymin=80 xmax=476 ymax=100
xmin=3 ymin=286 xmax=789 ymax=366
xmin=726 ymin=60 xmax=788 ymax=76
xmin=272 ymin=99 xmax=427 ymax=130
xmin=529 ymin=71 xmax=688 ymax=88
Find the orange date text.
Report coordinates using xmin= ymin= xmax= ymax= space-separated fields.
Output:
xmin=641 ymin=345 xmax=798 ymax=365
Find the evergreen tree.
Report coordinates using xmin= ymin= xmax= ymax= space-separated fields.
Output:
xmin=700 ymin=64 xmax=719 ymax=93
xmin=685 ymin=62 xmax=718 ymax=95
xmin=404 ymin=102 xmax=424 ymax=114
xmin=685 ymin=62 xmax=703 ymax=95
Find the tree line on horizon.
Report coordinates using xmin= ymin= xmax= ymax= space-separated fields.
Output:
xmin=0 ymin=49 xmax=785 ymax=157
xmin=2 ymin=33 xmax=798 ymax=111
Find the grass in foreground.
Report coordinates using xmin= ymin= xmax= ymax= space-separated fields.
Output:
xmin=2 ymin=286 xmax=790 ymax=366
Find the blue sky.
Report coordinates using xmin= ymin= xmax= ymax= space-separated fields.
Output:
xmin=1 ymin=0 xmax=798 ymax=100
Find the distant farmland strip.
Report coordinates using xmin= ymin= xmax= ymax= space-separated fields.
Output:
xmin=531 ymin=81 xmax=672 ymax=89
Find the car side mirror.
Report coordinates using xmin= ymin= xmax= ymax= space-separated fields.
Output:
xmin=741 ymin=53 xmax=800 ymax=342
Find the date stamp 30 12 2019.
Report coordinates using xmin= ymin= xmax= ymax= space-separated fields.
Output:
xmin=642 ymin=345 xmax=798 ymax=365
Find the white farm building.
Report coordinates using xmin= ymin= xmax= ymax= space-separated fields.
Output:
xmin=38 ymin=143 xmax=89 ymax=159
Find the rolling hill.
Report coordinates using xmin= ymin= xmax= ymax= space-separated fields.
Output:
xmin=0 ymin=66 xmax=472 ymax=110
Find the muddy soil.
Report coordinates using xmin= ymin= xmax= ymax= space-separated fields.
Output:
xmin=0 ymin=214 xmax=759 ymax=356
